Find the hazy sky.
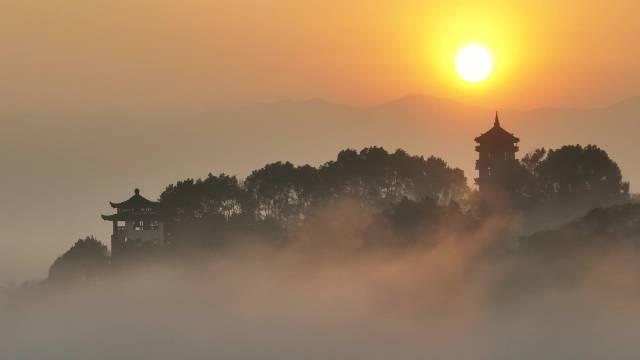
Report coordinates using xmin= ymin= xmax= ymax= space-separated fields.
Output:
xmin=2 ymin=0 xmax=640 ymax=283
xmin=3 ymin=0 xmax=639 ymax=112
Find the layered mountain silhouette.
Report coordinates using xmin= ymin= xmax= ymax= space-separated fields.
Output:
xmin=1 ymin=94 xmax=638 ymax=282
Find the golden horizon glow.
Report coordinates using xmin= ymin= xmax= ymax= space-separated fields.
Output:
xmin=422 ymin=6 xmax=523 ymax=104
xmin=2 ymin=1 xmax=639 ymax=111
xmin=455 ymin=44 xmax=494 ymax=83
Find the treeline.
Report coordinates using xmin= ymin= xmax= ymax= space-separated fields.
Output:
xmin=158 ymin=147 xmax=468 ymax=247
xmin=157 ymin=144 xmax=630 ymax=246
xmin=47 ymin=144 xmax=631 ymax=282
xmin=497 ymin=202 xmax=640 ymax=301
xmin=506 ymin=145 xmax=630 ymax=227
xmin=518 ymin=145 xmax=628 ymax=202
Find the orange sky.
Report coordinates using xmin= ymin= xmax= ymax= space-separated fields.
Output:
xmin=3 ymin=0 xmax=640 ymax=283
xmin=2 ymin=0 xmax=639 ymax=112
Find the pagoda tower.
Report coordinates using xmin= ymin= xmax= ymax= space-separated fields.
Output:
xmin=101 ymin=188 xmax=164 ymax=257
xmin=474 ymin=112 xmax=520 ymax=194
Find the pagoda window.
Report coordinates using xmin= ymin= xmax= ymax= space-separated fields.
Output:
xmin=134 ymin=220 xmax=144 ymax=231
xmin=149 ymin=220 xmax=160 ymax=230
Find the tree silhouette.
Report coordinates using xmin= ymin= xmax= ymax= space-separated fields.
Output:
xmin=48 ymin=236 xmax=109 ymax=282
xmin=319 ymin=147 xmax=467 ymax=207
xmin=511 ymin=145 xmax=631 ymax=228
xmin=155 ymin=146 xmax=468 ymax=248
xmin=521 ymin=148 xmax=547 ymax=173
xmin=160 ymin=173 xmax=245 ymax=222
xmin=535 ymin=145 xmax=629 ymax=202
xmin=38 ymin=141 xmax=636 ymax=284
xmin=245 ymin=162 xmax=319 ymax=225
xmin=147 ymin=145 xmax=629 ymax=249
xmin=159 ymin=173 xmax=248 ymax=246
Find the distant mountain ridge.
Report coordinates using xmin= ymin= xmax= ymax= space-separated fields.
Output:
xmin=0 ymin=93 xmax=639 ymax=284
xmin=521 ymin=203 xmax=640 ymax=254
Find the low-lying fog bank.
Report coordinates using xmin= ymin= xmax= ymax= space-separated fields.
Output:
xmin=3 ymin=203 xmax=640 ymax=359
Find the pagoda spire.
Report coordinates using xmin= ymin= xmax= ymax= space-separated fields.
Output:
xmin=494 ymin=111 xmax=500 ymax=127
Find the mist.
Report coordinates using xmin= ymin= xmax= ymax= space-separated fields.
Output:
xmin=2 ymin=96 xmax=640 ymax=285
xmin=3 ymin=201 xmax=640 ymax=359
xmin=5 ymin=1 xmax=640 ymax=357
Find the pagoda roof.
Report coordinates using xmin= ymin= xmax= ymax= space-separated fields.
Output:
xmin=109 ymin=188 xmax=159 ymax=209
xmin=474 ymin=112 xmax=519 ymax=144
xmin=102 ymin=213 xmax=161 ymax=221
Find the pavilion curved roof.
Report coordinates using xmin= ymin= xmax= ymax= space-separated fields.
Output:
xmin=109 ymin=188 xmax=159 ymax=209
xmin=101 ymin=213 xmax=161 ymax=221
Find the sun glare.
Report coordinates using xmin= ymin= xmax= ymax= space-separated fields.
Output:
xmin=455 ymin=44 xmax=494 ymax=83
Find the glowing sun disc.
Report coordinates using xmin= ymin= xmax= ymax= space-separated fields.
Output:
xmin=455 ymin=44 xmax=494 ymax=83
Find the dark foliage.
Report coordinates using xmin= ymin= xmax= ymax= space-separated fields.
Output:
xmin=494 ymin=203 xmax=640 ymax=301
xmin=512 ymin=145 xmax=630 ymax=227
xmin=519 ymin=203 xmax=640 ymax=256
xmin=158 ymin=147 xmax=468 ymax=247
xmin=48 ymin=236 xmax=109 ymax=282
xmin=535 ymin=145 xmax=629 ymax=200
xmin=45 ymin=144 xmax=634 ymax=284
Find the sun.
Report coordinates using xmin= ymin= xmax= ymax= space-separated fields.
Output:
xmin=455 ymin=44 xmax=494 ymax=83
